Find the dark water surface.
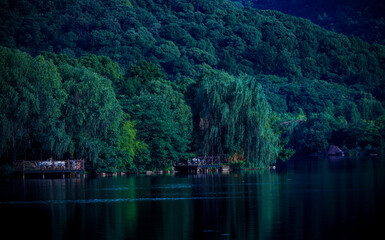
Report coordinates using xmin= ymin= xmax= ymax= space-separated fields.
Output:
xmin=1 ymin=157 xmax=384 ymax=240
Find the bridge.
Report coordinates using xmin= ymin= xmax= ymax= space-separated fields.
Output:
xmin=174 ymin=156 xmax=229 ymax=173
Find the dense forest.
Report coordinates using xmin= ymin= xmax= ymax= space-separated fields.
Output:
xmin=1 ymin=0 xmax=385 ymax=173
xmin=232 ymin=0 xmax=385 ymax=45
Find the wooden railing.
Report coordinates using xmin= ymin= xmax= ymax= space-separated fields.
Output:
xmin=186 ymin=156 xmax=221 ymax=166
xmin=14 ymin=160 xmax=84 ymax=172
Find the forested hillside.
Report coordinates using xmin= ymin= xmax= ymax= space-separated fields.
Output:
xmin=1 ymin=0 xmax=385 ymax=172
xmin=232 ymin=0 xmax=385 ymax=45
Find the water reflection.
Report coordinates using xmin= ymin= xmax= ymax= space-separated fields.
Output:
xmin=0 ymin=157 xmax=384 ymax=240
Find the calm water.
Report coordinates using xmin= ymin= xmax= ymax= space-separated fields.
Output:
xmin=0 ymin=157 xmax=384 ymax=240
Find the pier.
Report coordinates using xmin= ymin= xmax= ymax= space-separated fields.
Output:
xmin=174 ymin=156 xmax=226 ymax=173
xmin=14 ymin=159 xmax=85 ymax=178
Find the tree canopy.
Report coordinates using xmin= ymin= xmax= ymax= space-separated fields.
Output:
xmin=193 ymin=68 xmax=279 ymax=167
xmin=1 ymin=0 xmax=385 ymax=172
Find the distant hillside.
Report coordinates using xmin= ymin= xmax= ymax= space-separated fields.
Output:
xmin=1 ymin=1 xmax=384 ymax=89
xmin=1 ymin=0 xmax=385 ymax=157
xmin=232 ymin=0 xmax=385 ymax=44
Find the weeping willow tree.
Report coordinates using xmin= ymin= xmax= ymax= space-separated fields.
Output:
xmin=195 ymin=68 xmax=279 ymax=167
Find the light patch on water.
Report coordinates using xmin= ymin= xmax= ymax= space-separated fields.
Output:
xmin=93 ymin=184 xmax=194 ymax=191
xmin=152 ymin=184 xmax=194 ymax=189
xmin=0 ymin=196 xmax=234 ymax=205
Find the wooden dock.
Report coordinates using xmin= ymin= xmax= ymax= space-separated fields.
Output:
xmin=174 ymin=156 xmax=225 ymax=173
xmin=14 ymin=160 xmax=85 ymax=178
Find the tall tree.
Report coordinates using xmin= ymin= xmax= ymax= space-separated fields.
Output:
xmin=0 ymin=47 xmax=67 ymax=162
xmin=57 ymin=64 xmax=122 ymax=168
xmin=194 ymin=68 xmax=279 ymax=167
xmin=117 ymin=113 xmax=150 ymax=172
xmin=123 ymin=61 xmax=192 ymax=170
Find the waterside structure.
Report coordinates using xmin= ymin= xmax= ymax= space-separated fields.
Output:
xmin=14 ymin=159 xmax=85 ymax=178
xmin=174 ymin=156 xmax=228 ymax=173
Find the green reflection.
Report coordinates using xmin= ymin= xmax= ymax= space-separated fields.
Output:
xmin=1 ymin=157 xmax=384 ymax=240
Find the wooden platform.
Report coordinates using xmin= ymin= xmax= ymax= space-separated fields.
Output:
xmin=14 ymin=160 xmax=85 ymax=178
xmin=174 ymin=156 xmax=224 ymax=173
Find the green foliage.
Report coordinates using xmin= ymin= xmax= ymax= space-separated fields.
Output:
xmin=194 ymin=68 xmax=279 ymax=167
xmin=269 ymin=113 xmax=298 ymax=161
xmin=117 ymin=114 xmax=149 ymax=172
xmin=1 ymin=0 xmax=384 ymax=104
xmin=119 ymin=60 xmax=164 ymax=96
xmin=0 ymin=47 xmax=67 ymax=161
xmin=1 ymin=0 xmax=385 ymax=169
xmin=256 ymin=73 xmax=385 ymax=154
xmin=231 ymin=0 xmax=385 ymax=45
xmin=41 ymin=52 xmax=124 ymax=84
xmin=58 ymin=64 xmax=122 ymax=167
xmin=0 ymin=47 xmax=125 ymax=173
xmin=2 ymin=0 xmax=384 ymax=97
xmin=118 ymin=60 xmax=192 ymax=170
xmin=126 ymin=94 xmax=176 ymax=170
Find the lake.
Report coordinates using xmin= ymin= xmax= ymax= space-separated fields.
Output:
xmin=0 ymin=156 xmax=384 ymax=240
